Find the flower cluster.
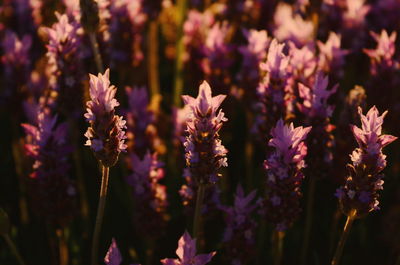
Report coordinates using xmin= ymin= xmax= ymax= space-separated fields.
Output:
xmin=262 ymin=120 xmax=311 ymax=231
xmin=22 ymin=111 xmax=76 ymax=227
xmin=108 ymin=0 xmax=147 ymax=66
xmin=220 ymin=185 xmax=258 ymax=265
xmin=254 ymin=39 xmax=292 ymax=138
xmin=125 ymin=152 xmax=167 ymax=236
xmin=336 ymin=106 xmax=397 ymax=217
xmin=84 ymin=69 xmax=127 ymax=167
xmin=317 ymin=32 xmax=348 ymax=77
xmin=125 ymin=86 xmax=158 ymax=155
xmin=182 ymin=80 xmax=228 ymax=185
xmin=364 ymin=30 xmax=398 ymax=75
xmin=43 ymin=12 xmax=84 ymax=115
xmin=237 ymin=29 xmax=270 ymax=94
xmin=161 ymin=231 xmax=216 ymax=265
xmin=1 ymin=30 xmax=32 ymax=77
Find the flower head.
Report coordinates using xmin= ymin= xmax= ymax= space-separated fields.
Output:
xmin=221 ymin=185 xmax=258 ymax=264
xmin=260 ymin=39 xmax=289 ymax=80
xmin=262 ymin=120 xmax=311 ymax=230
xmin=273 ymin=3 xmax=314 ymax=46
xmin=317 ymin=32 xmax=348 ymax=75
xmin=104 ymin=239 xmax=122 ymax=265
xmin=22 ymin=111 xmax=76 ymax=226
xmin=336 ymin=106 xmax=397 ymax=217
xmin=182 ymin=81 xmax=228 ymax=184
xmin=161 ymin=231 xmax=216 ymax=265
xmin=84 ymin=69 xmax=127 ymax=167
xmin=298 ymin=72 xmax=338 ymax=118
xmin=1 ymin=30 xmax=31 ymax=75
xmin=364 ymin=30 xmax=397 ymax=74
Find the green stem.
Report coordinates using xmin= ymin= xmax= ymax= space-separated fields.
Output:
xmin=89 ymin=32 xmax=104 ymax=73
xmin=331 ymin=209 xmax=357 ymax=265
xmin=272 ymin=230 xmax=285 ymax=265
xmin=193 ymin=184 xmax=205 ymax=244
xmin=3 ymin=234 xmax=26 ymax=265
xmin=91 ymin=165 xmax=110 ymax=265
xmin=173 ymin=0 xmax=187 ymax=107
xmin=300 ymin=176 xmax=317 ymax=264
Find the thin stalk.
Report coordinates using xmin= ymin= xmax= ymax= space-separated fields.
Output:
xmin=147 ymin=19 xmax=160 ymax=101
xmin=331 ymin=209 xmax=357 ymax=265
xmin=89 ymin=32 xmax=104 ymax=73
xmin=91 ymin=165 xmax=110 ymax=265
xmin=3 ymin=234 xmax=26 ymax=265
xmin=56 ymin=229 xmax=69 ymax=265
xmin=300 ymin=176 xmax=317 ymax=265
xmin=193 ymin=184 xmax=206 ymax=243
xmin=173 ymin=0 xmax=187 ymax=107
xmin=272 ymin=230 xmax=285 ymax=265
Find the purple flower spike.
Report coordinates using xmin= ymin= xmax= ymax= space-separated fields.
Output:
xmin=104 ymin=239 xmax=122 ymax=265
xmin=84 ymin=69 xmax=127 ymax=167
xmin=182 ymin=80 xmax=228 ymax=185
xmin=260 ymin=39 xmax=289 ymax=81
xmin=317 ymin=32 xmax=348 ymax=76
xmin=262 ymin=120 xmax=311 ymax=230
xmin=337 ymin=106 xmax=397 ymax=217
xmin=298 ymin=72 xmax=338 ymax=118
xmin=364 ymin=30 xmax=397 ymax=75
xmin=161 ymin=231 xmax=216 ymax=265
xmin=1 ymin=30 xmax=32 ymax=76
xmin=221 ymin=185 xmax=258 ymax=265
xmin=288 ymin=42 xmax=316 ymax=82
xmin=21 ymin=111 xmax=76 ymax=227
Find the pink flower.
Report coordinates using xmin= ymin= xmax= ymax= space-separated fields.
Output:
xmin=364 ymin=30 xmax=397 ymax=74
xmin=260 ymin=39 xmax=289 ymax=80
xmin=161 ymin=231 xmax=216 ymax=265
xmin=262 ymin=120 xmax=311 ymax=230
xmin=182 ymin=81 xmax=228 ymax=184
xmin=269 ymin=119 xmax=311 ymax=165
xmin=298 ymin=72 xmax=338 ymax=118
xmin=104 ymin=239 xmax=122 ymax=265
xmin=84 ymin=69 xmax=127 ymax=167
xmin=337 ymin=106 xmax=397 ymax=217
xmin=273 ymin=3 xmax=314 ymax=46
xmin=317 ymin=32 xmax=348 ymax=75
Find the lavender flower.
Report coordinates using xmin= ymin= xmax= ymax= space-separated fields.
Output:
xmin=221 ymin=185 xmax=258 ymax=265
xmin=108 ymin=0 xmax=147 ymax=66
xmin=1 ymin=30 xmax=32 ymax=77
xmin=273 ymin=3 xmax=314 ymax=47
xmin=364 ymin=30 xmax=398 ymax=75
xmin=104 ymin=239 xmax=122 ymax=265
xmin=44 ymin=12 xmax=84 ymax=115
xmin=288 ymin=42 xmax=316 ymax=83
xmin=125 ymin=151 xmax=167 ymax=236
xmin=298 ymin=72 xmax=338 ymax=119
xmin=22 ymin=111 xmax=76 ymax=226
xmin=237 ymin=29 xmax=269 ymax=86
xmin=201 ymin=21 xmax=233 ymax=78
xmin=161 ymin=231 xmax=216 ymax=265
xmin=182 ymin=80 xmax=228 ymax=185
xmin=125 ymin=86 xmax=157 ymax=155
xmin=84 ymin=69 xmax=127 ymax=167
xmin=105 ymin=239 xmax=140 ymax=265
xmin=317 ymin=32 xmax=348 ymax=77
xmin=254 ymin=39 xmax=292 ymax=138
xmin=336 ymin=106 xmax=397 ymax=217
xmin=262 ymin=120 xmax=311 ymax=231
